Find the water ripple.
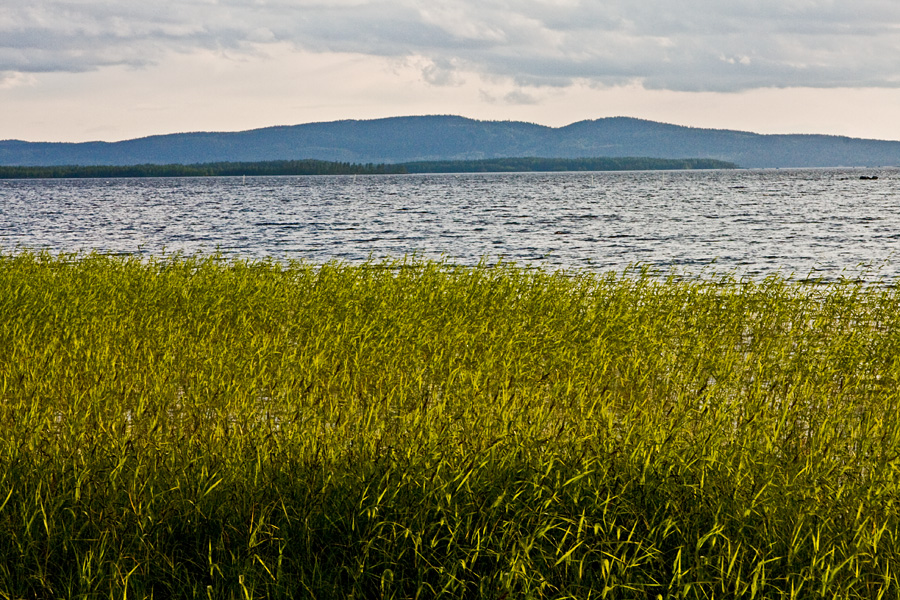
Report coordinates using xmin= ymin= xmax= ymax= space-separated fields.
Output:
xmin=1 ymin=168 xmax=899 ymax=279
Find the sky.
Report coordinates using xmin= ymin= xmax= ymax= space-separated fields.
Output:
xmin=2 ymin=0 xmax=900 ymax=143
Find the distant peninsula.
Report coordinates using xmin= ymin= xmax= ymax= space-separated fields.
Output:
xmin=1 ymin=115 xmax=898 ymax=169
xmin=0 ymin=156 xmax=736 ymax=179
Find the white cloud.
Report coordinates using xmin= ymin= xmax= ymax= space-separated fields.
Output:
xmin=0 ymin=70 xmax=36 ymax=89
xmin=2 ymin=0 xmax=900 ymax=92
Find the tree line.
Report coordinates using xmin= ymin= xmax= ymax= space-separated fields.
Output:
xmin=0 ymin=160 xmax=406 ymax=179
xmin=0 ymin=156 xmax=737 ymax=179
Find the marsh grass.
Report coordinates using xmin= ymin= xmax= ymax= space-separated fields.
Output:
xmin=1 ymin=251 xmax=899 ymax=599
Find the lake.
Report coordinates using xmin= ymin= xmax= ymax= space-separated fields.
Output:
xmin=2 ymin=168 xmax=898 ymax=280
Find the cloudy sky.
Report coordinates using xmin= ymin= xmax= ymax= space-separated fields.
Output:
xmin=3 ymin=0 xmax=900 ymax=142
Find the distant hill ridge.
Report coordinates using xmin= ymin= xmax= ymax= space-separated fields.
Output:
xmin=1 ymin=115 xmax=898 ymax=169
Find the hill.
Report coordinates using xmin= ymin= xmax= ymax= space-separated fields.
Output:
xmin=1 ymin=116 xmax=898 ymax=168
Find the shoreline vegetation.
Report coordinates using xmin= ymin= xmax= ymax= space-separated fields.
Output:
xmin=2 ymin=252 xmax=898 ymax=598
xmin=0 ymin=156 xmax=737 ymax=179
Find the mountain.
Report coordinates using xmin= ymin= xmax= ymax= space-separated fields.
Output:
xmin=1 ymin=115 xmax=898 ymax=169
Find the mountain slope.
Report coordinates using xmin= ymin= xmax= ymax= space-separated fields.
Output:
xmin=1 ymin=115 xmax=898 ymax=168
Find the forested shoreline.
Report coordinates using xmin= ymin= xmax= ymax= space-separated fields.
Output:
xmin=0 ymin=156 xmax=736 ymax=179
xmin=0 ymin=159 xmax=405 ymax=179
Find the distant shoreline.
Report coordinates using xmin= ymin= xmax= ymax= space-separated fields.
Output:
xmin=401 ymin=156 xmax=737 ymax=173
xmin=0 ymin=156 xmax=737 ymax=179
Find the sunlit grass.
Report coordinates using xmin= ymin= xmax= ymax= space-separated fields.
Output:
xmin=1 ymin=251 xmax=899 ymax=599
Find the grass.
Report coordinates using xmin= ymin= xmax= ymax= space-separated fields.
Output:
xmin=1 ymin=251 xmax=899 ymax=599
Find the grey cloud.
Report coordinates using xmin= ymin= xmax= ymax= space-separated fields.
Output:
xmin=2 ymin=0 xmax=900 ymax=91
xmin=422 ymin=58 xmax=465 ymax=86
xmin=503 ymin=89 xmax=539 ymax=104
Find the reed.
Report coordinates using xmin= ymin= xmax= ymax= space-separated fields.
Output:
xmin=1 ymin=251 xmax=899 ymax=599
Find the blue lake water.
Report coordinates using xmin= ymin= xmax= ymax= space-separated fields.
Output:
xmin=2 ymin=168 xmax=899 ymax=279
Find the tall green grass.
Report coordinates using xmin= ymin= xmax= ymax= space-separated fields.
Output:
xmin=1 ymin=251 xmax=899 ymax=599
